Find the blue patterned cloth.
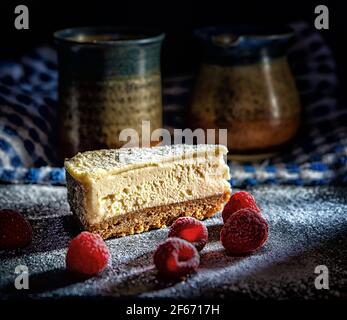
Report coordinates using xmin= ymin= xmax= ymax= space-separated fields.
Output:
xmin=0 ymin=23 xmax=346 ymax=186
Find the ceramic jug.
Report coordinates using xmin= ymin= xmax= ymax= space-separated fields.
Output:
xmin=190 ymin=26 xmax=300 ymax=160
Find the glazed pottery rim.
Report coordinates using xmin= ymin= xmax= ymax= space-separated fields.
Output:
xmin=194 ymin=25 xmax=294 ymax=44
xmin=54 ymin=26 xmax=165 ymax=46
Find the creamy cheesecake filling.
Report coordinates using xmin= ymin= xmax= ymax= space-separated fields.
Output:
xmin=86 ymin=156 xmax=230 ymax=224
xmin=65 ymin=144 xmax=231 ymax=225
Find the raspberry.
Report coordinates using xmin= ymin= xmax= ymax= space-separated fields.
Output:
xmin=220 ymin=208 xmax=268 ymax=255
xmin=66 ymin=231 xmax=110 ymax=276
xmin=222 ymin=191 xmax=260 ymax=223
xmin=154 ymin=237 xmax=200 ymax=279
xmin=168 ymin=217 xmax=208 ymax=251
xmin=0 ymin=209 xmax=33 ymax=249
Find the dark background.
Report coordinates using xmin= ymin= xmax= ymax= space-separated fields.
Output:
xmin=0 ymin=0 xmax=346 ymax=87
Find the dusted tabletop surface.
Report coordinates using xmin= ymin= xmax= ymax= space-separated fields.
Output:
xmin=0 ymin=185 xmax=346 ymax=300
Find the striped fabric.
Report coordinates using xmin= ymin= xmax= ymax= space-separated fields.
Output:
xmin=0 ymin=23 xmax=346 ymax=186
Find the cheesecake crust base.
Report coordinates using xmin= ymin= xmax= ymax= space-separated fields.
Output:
xmin=84 ymin=192 xmax=230 ymax=239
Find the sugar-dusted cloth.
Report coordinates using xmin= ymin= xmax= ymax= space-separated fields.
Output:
xmin=0 ymin=23 xmax=346 ymax=186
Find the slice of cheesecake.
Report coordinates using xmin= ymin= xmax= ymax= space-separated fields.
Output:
xmin=65 ymin=144 xmax=231 ymax=239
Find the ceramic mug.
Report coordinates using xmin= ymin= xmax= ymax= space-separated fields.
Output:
xmin=55 ymin=27 xmax=165 ymax=159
